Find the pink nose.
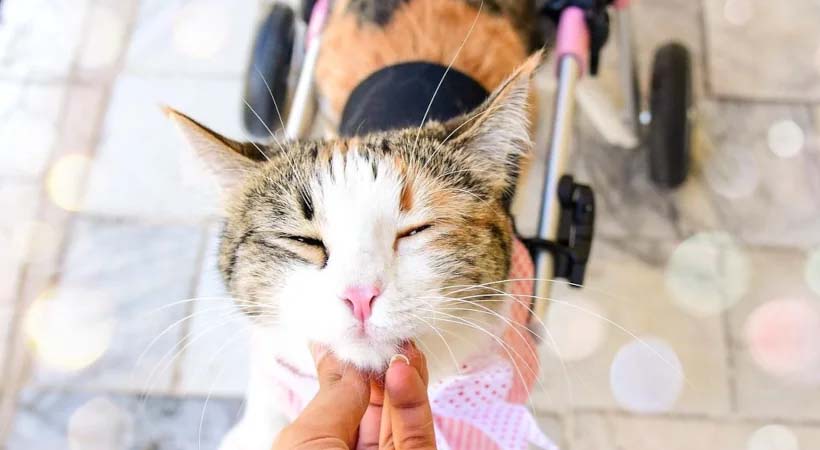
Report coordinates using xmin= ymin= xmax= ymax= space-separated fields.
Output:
xmin=342 ymin=285 xmax=381 ymax=323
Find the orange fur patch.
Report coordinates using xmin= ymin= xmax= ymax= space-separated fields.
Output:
xmin=316 ymin=0 xmax=528 ymax=118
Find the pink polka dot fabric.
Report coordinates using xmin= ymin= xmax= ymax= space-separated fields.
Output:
xmin=429 ymin=353 xmax=556 ymax=450
xmin=271 ymin=237 xmax=557 ymax=449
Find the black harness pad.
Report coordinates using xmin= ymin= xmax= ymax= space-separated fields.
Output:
xmin=339 ymin=62 xmax=489 ymax=136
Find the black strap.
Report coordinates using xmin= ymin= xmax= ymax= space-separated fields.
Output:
xmin=339 ymin=62 xmax=489 ymax=136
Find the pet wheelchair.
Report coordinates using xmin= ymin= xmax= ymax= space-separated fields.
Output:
xmin=240 ymin=0 xmax=694 ymax=330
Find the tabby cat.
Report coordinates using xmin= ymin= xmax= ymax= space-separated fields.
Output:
xmin=168 ymin=1 xmax=547 ymax=448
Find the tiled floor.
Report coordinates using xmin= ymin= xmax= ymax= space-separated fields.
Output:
xmin=1 ymin=0 xmax=820 ymax=449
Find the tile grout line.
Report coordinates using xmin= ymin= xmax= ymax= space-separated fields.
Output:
xmin=721 ymin=310 xmax=739 ymax=413
xmin=696 ymin=0 xmax=714 ymax=99
xmin=0 ymin=0 xmax=144 ymax=443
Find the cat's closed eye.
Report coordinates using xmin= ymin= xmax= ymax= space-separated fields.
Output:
xmin=284 ymin=235 xmax=325 ymax=248
xmin=397 ymin=224 xmax=432 ymax=240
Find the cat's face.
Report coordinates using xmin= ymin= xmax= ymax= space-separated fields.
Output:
xmin=169 ymin=57 xmax=538 ymax=370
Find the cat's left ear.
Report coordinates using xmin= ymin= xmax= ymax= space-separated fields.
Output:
xmin=165 ymin=108 xmax=265 ymax=194
xmin=446 ymin=50 xmax=545 ymax=192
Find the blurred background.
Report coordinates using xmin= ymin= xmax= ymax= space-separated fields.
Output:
xmin=0 ymin=0 xmax=819 ymax=449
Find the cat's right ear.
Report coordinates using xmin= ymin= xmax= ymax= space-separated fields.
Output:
xmin=165 ymin=107 xmax=264 ymax=194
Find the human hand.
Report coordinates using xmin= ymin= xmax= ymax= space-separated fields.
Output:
xmin=272 ymin=342 xmax=436 ymax=450
xmin=358 ymin=342 xmax=436 ymax=450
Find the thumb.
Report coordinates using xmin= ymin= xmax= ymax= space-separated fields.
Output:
xmin=382 ymin=343 xmax=436 ymax=450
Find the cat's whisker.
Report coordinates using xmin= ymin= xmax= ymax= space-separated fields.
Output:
xmin=411 ymin=0 xmax=485 ymax=154
xmin=138 ymin=310 xmax=278 ymax=405
xmin=140 ymin=296 xmax=243 ymax=316
xmin=253 ymin=65 xmax=288 ymax=137
xmin=419 ymin=303 xmax=543 ymax=383
xmin=416 ymin=308 xmax=544 ymax=416
xmin=408 ymin=312 xmax=463 ymax=376
xmin=135 ymin=303 xmax=250 ymax=371
xmin=198 ymin=328 xmax=250 ymax=450
xmin=138 ymin=316 xmax=237 ymax=406
xmin=437 ymin=276 xmax=622 ymax=300
xmin=427 ymin=290 xmax=692 ymax=387
xmin=429 ymin=287 xmax=575 ymax=407
xmin=431 ymin=101 xmax=506 ymax=156
xmin=241 ymin=99 xmax=312 ymax=205
xmin=250 ymin=65 xmax=318 ymax=203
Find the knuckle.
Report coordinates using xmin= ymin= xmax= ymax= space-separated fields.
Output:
xmin=397 ymin=433 xmax=437 ymax=449
xmin=392 ymin=399 xmax=428 ymax=411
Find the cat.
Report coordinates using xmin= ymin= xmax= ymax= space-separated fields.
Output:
xmin=167 ymin=1 xmax=548 ymax=449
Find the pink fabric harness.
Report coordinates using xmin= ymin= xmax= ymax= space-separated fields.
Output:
xmin=271 ymin=238 xmax=557 ymax=450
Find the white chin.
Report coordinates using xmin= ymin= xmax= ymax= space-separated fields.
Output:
xmin=332 ymin=338 xmax=399 ymax=372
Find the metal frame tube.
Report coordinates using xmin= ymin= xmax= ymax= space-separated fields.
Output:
xmin=614 ymin=7 xmax=642 ymax=136
xmin=531 ymin=55 xmax=582 ymax=326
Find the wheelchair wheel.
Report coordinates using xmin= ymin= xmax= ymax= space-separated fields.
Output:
xmin=242 ymin=3 xmax=296 ymax=138
xmin=647 ymin=42 xmax=692 ymax=189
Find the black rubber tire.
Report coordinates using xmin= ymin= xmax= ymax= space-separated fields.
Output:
xmin=648 ymin=42 xmax=693 ymax=189
xmin=301 ymin=0 xmax=317 ymax=22
xmin=242 ymin=3 xmax=295 ymax=139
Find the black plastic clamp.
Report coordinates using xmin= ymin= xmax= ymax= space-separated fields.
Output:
xmin=523 ymin=175 xmax=595 ymax=286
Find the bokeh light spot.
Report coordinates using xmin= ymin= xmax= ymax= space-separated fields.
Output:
xmin=665 ymin=231 xmax=750 ymax=317
xmin=804 ymin=247 xmax=820 ymax=296
xmin=609 ymin=337 xmax=684 ymax=413
xmin=24 ymin=287 xmax=115 ymax=372
xmin=744 ymin=299 xmax=820 ymax=380
xmin=546 ymin=296 xmax=607 ymax=361
xmin=746 ymin=424 xmax=799 ymax=450
xmin=46 ymin=154 xmax=91 ymax=211
xmin=723 ymin=0 xmax=754 ymax=26
xmin=78 ymin=6 xmax=126 ymax=70
xmin=172 ymin=2 xmax=230 ymax=60
xmin=68 ymin=397 xmax=133 ymax=450
xmin=767 ymin=120 xmax=804 ymax=158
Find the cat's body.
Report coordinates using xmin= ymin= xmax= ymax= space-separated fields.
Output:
xmin=168 ymin=1 xmax=546 ymax=449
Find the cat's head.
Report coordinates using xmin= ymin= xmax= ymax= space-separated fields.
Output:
xmin=169 ymin=56 xmax=540 ymax=371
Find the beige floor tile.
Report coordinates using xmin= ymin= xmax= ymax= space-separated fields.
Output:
xmin=0 ymin=82 xmax=65 ymax=178
xmin=697 ymin=102 xmax=820 ymax=248
xmin=535 ymin=413 xmax=564 ymax=450
xmin=6 ymin=389 xmax=242 ymax=450
xmin=0 ymin=0 xmax=89 ymax=79
xmin=25 ymin=217 xmax=204 ymax=393
xmin=570 ymin=412 xmax=820 ymax=450
xmin=124 ymin=0 xmax=260 ymax=76
xmin=82 ymin=75 xmax=250 ymax=220
xmin=704 ymin=0 xmax=820 ymax=101
xmin=530 ymin=238 xmax=732 ymax=416
xmin=728 ymin=247 xmax=820 ymax=421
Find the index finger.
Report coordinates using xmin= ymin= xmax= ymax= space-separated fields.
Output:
xmin=275 ymin=346 xmax=370 ymax=450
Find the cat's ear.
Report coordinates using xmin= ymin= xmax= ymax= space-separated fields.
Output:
xmin=445 ymin=51 xmax=545 ymax=190
xmin=165 ymin=107 xmax=264 ymax=194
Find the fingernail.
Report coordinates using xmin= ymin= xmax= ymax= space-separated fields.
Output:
xmin=389 ymin=354 xmax=410 ymax=367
